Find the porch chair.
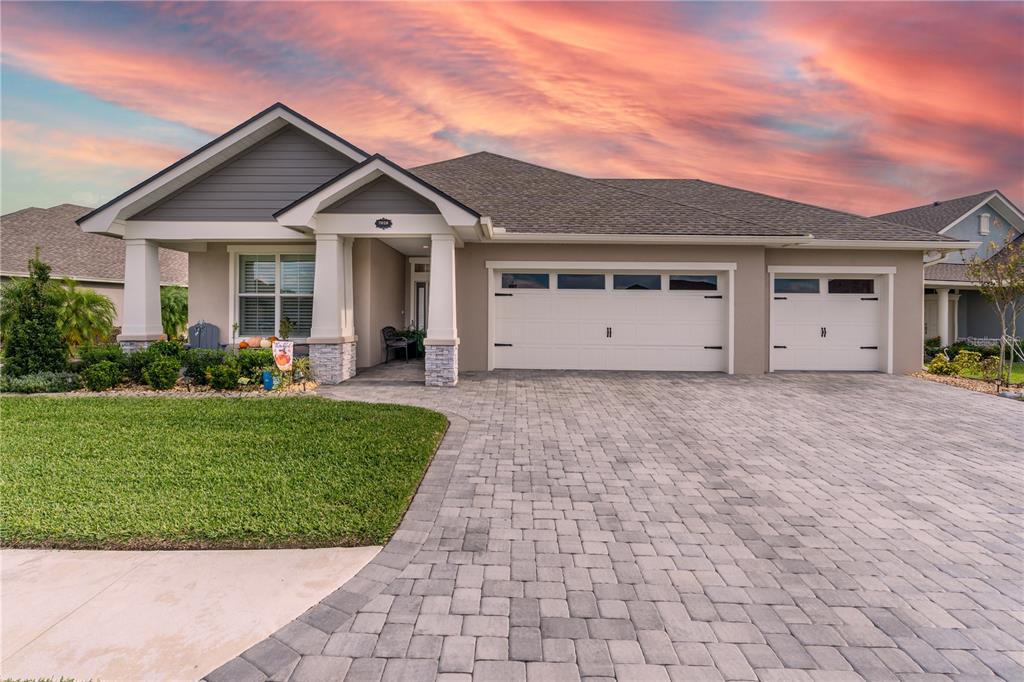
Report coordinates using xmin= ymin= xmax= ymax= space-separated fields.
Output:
xmin=382 ymin=326 xmax=410 ymax=363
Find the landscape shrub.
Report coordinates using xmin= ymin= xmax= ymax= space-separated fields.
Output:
xmin=182 ymin=348 xmax=226 ymax=384
xmin=236 ymin=348 xmax=274 ymax=380
xmin=927 ymin=353 xmax=953 ymax=376
xmin=0 ymin=258 xmax=68 ymax=376
xmin=943 ymin=341 xmax=999 ymax=359
xmin=209 ymin=360 xmax=241 ymax=390
xmin=923 ymin=336 xmax=942 ymax=362
xmin=142 ymin=355 xmax=180 ymax=390
xmin=980 ymin=356 xmax=1001 ymax=382
xmin=0 ymin=371 xmax=80 ymax=394
xmin=950 ymin=350 xmax=982 ymax=376
xmin=147 ymin=339 xmax=186 ymax=360
xmin=122 ymin=347 xmax=157 ymax=383
xmin=78 ymin=343 xmax=125 ymax=369
xmin=81 ymin=360 xmax=123 ymax=391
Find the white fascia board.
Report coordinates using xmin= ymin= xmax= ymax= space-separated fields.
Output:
xmin=124 ymin=221 xmax=308 ymax=242
xmin=767 ymin=265 xmax=897 ymax=274
xmin=486 ymin=260 xmax=737 ymax=271
xmin=786 ymin=239 xmax=978 ymax=251
xmin=79 ymin=108 xmax=367 ymax=236
xmin=313 ymin=212 xmax=457 ymax=238
xmin=484 ymin=232 xmax=812 ymax=246
xmin=276 ymin=159 xmax=478 ymax=229
xmin=937 ymin=193 xmax=999 ymax=235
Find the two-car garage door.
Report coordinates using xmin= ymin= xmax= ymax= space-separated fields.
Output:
xmin=492 ymin=268 xmax=730 ymax=371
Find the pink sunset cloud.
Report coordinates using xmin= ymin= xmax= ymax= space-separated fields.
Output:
xmin=1 ymin=2 xmax=1021 ymax=215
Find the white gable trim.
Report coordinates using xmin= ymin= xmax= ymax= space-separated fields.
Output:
xmin=78 ymin=105 xmax=367 ymax=236
xmin=938 ymin=191 xmax=1024 ymax=236
xmin=275 ymin=156 xmax=479 ymax=229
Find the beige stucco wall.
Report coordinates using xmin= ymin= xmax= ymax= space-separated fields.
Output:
xmin=353 ymin=239 xmax=407 ymax=367
xmin=85 ymin=283 xmax=126 ymax=328
xmin=188 ymin=244 xmax=231 ymax=344
xmin=765 ymin=249 xmax=924 ymax=375
xmin=454 ymin=243 xmax=769 ymax=373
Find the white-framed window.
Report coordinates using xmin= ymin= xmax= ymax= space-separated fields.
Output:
xmin=235 ymin=252 xmax=315 ymax=338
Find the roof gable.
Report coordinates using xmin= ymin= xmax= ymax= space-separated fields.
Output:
xmin=78 ymin=103 xmax=368 ymax=234
xmin=131 ymin=126 xmax=357 ymax=222
xmin=873 ymin=191 xmax=997 ymax=233
xmin=322 ymin=175 xmax=439 ymax=215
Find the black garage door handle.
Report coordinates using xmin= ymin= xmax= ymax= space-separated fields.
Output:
xmin=494 ymin=343 xmax=513 ymax=347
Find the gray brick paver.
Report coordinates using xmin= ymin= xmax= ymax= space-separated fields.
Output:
xmin=202 ymin=373 xmax=1021 ymax=682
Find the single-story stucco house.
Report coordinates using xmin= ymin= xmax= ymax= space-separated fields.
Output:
xmin=2 ymin=203 xmax=188 ymax=327
xmin=76 ymin=103 xmax=974 ymax=386
xmin=875 ymin=190 xmax=1024 ymax=347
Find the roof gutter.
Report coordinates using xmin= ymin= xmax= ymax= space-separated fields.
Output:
xmin=784 ymin=239 xmax=979 ymax=251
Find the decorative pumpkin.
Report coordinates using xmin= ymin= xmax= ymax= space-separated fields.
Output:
xmin=260 ymin=338 xmax=272 ymax=349
xmin=238 ymin=341 xmax=249 ymax=349
xmin=268 ymin=336 xmax=278 ymax=343
xmin=247 ymin=336 xmax=262 ymax=347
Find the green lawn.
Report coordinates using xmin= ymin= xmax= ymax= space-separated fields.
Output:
xmin=961 ymin=365 xmax=1024 ymax=385
xmin=0 ymin=396 xmax=447 ymax=549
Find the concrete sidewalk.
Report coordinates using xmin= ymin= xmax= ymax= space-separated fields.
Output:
xmin=1 ymin=545 xmax=379 ymax=682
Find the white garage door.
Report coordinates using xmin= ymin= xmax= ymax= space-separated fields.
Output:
xmin=492 ymin=270 xmax=729 ymax=371
xmin=771 ymin=274 xmax=886 ymax=371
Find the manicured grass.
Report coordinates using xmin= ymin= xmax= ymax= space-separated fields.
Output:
xmin=0 ymin=396 xmax=447 ymax=549
xmin=961 ymin=365 xmax=1024 ymax=385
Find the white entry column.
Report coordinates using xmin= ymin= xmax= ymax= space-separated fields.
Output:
xmin=119 ymin=239 xmax=164 ymax=351
xmin=308 ymin=234 xmax=356 ymax=383
xmin=937 ymin=287 xmax=950 ymax=347
xmin=425 ymin=233 xmax=458 ymax=386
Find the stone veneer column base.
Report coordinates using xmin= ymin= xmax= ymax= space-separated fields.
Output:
xmin=118 ymin=339 xmax=157 ymax=353
xmin=425 ymin=344 xmax=458 ymax=387
xmin=309 ymin=341 xmax=357 ymax=385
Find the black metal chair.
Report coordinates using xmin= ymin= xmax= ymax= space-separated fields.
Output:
xmin=382 ymin=326 xmax=410 ymax=363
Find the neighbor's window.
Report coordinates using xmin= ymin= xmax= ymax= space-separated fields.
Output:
xmin=828 ymin=278 xmax=874 ymax=294
xmin=613 ymin=274 xmax=661 ymax=290
xmin=557 ymin=274 xmax=605 ymax=290
xmin=774 ymin=278 xmax=820 ymax=294
xmin=238 ymin=253 xmax=314 ymax=338
xmin=501 ymin=273 xmax=549 ymax=289
xmin=669 ymin=274 xmax=718 ymax=291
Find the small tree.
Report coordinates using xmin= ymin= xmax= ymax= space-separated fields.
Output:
xmin=161 ymin=286 xmax=189 ymax=339
xmin=1 ymin=256 xmax=68 ymax=376
xmin=966 ymin=237 xmax=1024 ymax=386
xmin=53 ymin=279 xmax=116 ymax=354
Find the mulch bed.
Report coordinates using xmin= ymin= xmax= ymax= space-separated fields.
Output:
xmin=911 ymin=371 xmax=1006 ymax=396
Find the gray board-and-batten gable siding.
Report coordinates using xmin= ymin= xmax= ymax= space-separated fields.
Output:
xmin=131 ymin=127 xmax=356 ymax=221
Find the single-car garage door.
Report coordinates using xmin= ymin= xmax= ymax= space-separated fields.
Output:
xmin=770 ymin=272 xmax=890 ymax=371
xmin=491 ymin=268 xmax=731 ymax=372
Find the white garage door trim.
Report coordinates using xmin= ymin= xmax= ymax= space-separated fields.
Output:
xmin=768 ymin=265 xmax=895 ymax=374
xmin=485 ymin=261 xmax=736 ymax=374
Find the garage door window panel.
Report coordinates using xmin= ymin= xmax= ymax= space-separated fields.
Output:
xmin=669 ymin=274 xmax=718 ymax=291
xmin=775 ymin=278 xmax=820 ymax=294
xmin=501 ymin=273 xmax=550 ymax=289
xmin=613 ymin=274 xmax=661 ymax=290
xmin=828 ymin=278 xmax=875 ymax=294
xmin=557 ymin=274 xmax=606 ymax=290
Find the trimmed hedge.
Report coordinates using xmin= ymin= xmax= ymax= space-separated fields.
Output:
xmin=143 ymin=355 xmax=180 ymax=390
xmin=0 ymin=371 xmax=80 ymax=394
xmin=81 ymin=360 xmax=123 ymax=391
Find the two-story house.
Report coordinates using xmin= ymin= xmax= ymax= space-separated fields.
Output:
xmin=876 ymin=190 xmax=1023 ymax=347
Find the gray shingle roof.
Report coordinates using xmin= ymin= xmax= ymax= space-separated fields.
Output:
xmin=1 ymin=204 xmax=188 ymax=285
xmin=599 ymin=179 xmax=950 ymax=241
xmin=413 ymin=152 xmax=953 ymax=241
xmin=924 ymin=262 xmax=971 ymax=283
xmin=873 ymin=191 xmax=994 ymax=233
xmin=413 ymin=153 xmax=799 ymax=237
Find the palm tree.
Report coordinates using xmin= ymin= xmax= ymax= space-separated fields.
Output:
xmin=161 ymin=286 xmax=188 ymax=339
xmin=53 ymin=279 xmax=116 ymax=354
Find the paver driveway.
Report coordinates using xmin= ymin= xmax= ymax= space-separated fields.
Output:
xmin=208 ymin=373 xmax=1023 ymax=682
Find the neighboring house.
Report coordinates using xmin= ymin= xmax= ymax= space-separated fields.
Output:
xmin=76 ymin=103 xmax=968 ymax=386
xmin=875 ymin=191 xmax=1024 ymax=346
xmin=1 ymin=203 xmax=188 ymax=327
